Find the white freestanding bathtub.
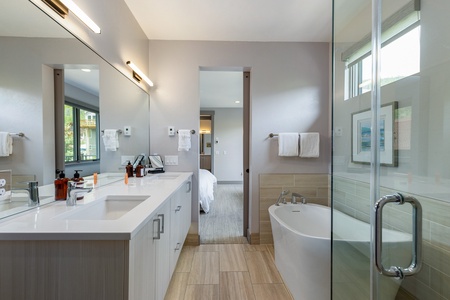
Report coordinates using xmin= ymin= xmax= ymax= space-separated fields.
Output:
xmin=269 ymin=203 xmax=412 ymax=300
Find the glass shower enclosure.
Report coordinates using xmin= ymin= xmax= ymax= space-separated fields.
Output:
xmin=332 ymin=0 xmax=450 ymax=298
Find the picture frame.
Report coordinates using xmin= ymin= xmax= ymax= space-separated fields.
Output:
xmin=351 ymin=101 xmax=398 ymax=166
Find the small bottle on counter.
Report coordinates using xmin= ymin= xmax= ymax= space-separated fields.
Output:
xmin=71 ymin=170 xmax=84 ymax=200
xmin=135 ymin=162 xmax=144 ymax=177
xmin=126 ymin=161 xmax=134 ymax=178
xmin=54 ymin=170 xmax=68 ymax=200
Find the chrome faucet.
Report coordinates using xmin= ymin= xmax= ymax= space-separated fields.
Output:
xmin=291 ymin=193 xmax=306 ymax=204
xmin=12 ymin=181 xmax=40 ymax=207
xmin=276 ymin=190 xmax=290 ymax=206
xmin=67 ymin=181 xmax=92 ymax=206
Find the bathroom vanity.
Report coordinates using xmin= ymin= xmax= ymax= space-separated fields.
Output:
xmin=0 ymin=172 xmax=192 ymax=300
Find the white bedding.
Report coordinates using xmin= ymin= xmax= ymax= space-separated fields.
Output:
xmin=199 ymin=169 xmax=217 ymax=213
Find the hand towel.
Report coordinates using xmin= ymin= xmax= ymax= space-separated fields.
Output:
xmin=300 ymin=132 xmax=320 ymax=158
xmin=278 ymin=133 xmax=299 ymax=156
xmin=178 ymin=130 xmax=191 ymax=151
xmin=102 ymin=129 xmax=119 ymax=151
xmin=0 ymin=132 xmax=13 ymax=157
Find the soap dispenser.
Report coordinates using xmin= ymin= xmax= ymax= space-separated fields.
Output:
xmin=54 ymin=170 xmax=68 ymax=200
xmin=135 ymin=161 xmax=144 ymax=178
xmin=126 ymin=161 xmax=134 ymax=178
xmin=71 ymin=170 xmax=84 ymax=200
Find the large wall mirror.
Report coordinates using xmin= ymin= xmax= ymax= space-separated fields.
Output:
xmin=0 ymin=2 xmax=150 ymax=216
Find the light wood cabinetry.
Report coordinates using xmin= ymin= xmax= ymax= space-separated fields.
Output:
xmin=0 ymin=175 xmax=192 ymax=300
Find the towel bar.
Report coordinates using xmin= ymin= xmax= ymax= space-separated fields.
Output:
xmin=177 ymin=130 xmax=196 ymax=134
xmin=101 ymin=129 xmax=123 ymax=135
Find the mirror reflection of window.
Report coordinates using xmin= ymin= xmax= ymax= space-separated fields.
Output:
xmin=64 ymin=103 xmax=99 ymax=163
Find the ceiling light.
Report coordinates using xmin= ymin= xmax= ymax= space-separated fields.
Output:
xmin=126 ymin=61 xmax=154 ymax=87
xmin=81 ymin=69 xmax=91 ymax=72
xmin=235 ymin=100 xmax=241 ymax=104
xmin=41 ymin=0 xmax=69 ymax=18
xmin=60 ymin=0 xmax=101 ymax=34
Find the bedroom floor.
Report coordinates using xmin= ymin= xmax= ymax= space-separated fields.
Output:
xmin=199 ymin=184 xmax=247 ymax=244
xmin=164 ymin=244 xmax=293 ymax=300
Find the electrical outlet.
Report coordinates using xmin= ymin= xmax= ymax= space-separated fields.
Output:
xmin=164 ymin=155 xmax=178 ymax=166
xmin=121 ymin=155 xmax=135 ymax=165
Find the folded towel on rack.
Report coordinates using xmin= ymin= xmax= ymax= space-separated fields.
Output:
xmin=0 ymin=132 xmax=13 ymax=157
xmin=178 ymin=130 xmax=191 ymax=151
xmin=278 ymin=133 xmax=299 ymax=156
xmin=102 ymin=129 xmax=119 ymax=151
xmin=299 ymin=132 xmax=320 ymax=158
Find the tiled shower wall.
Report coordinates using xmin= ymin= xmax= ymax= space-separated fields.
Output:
xmin=259 ymin=173 xmax=330 ymax=244
xmin=334 ymin=176 xmax=450 ymax=299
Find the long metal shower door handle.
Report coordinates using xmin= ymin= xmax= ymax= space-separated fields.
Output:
xmin=374 ymin=193 xmax=422 ymax=279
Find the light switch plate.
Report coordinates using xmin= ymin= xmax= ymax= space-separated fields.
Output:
xmin=165 ymin=155 xmax=178 ymax=165
xmin=124 ymin=126 xmax=131 ymax=136
xmin=168 ymin=126 xmax=175 ymax=136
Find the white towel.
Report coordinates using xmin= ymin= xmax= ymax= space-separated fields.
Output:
xmin=0 ymin=132 xmax=13 ymax=157
xmin=300 ymin=132 xmax=320 ymax=158
xmin=102 ymin=129 xmax=119 ymax=151
xmin=178 ymin=130 xmax=191 ymax=151
xmin=278 ymin=133 xmax=299 ymax=156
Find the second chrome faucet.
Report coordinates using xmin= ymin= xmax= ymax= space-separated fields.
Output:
xmin=67 ymin=181 xmax=92 ymax=206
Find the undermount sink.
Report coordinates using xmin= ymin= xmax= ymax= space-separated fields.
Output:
xmin=55 ymin=195 xmax=150 ymax=220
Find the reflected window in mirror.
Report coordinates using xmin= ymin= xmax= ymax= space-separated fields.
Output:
xmin=64 ymin=103 xmax=100 ymax=162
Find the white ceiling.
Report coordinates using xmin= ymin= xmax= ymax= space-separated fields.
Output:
xmin=124 ymin=0 xmax=333 ymax=42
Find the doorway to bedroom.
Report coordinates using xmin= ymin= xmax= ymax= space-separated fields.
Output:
xmin=198 ymin=69 xmax=248 ymax=244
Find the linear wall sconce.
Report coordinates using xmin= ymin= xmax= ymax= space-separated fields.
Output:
xmin=126 ymin=61 xmax=154 ymax=87
xmin=41 ymin=0 xmax=101 ymax=34
xmin=41 ymin=0 xmax=68 ymax=18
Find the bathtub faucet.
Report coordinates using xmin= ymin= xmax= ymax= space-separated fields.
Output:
xmin=291 ymin=193 xmax=306 ymax=204
xmin=275 ymin=190 xmax=290 ymax=206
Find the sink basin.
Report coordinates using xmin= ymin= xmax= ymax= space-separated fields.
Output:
xmin=0 ymin=201 xmax=28 ymax=211
xmin=55 ymin=195 xmax=150 ymax=220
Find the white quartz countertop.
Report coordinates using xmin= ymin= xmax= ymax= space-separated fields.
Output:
xmin=0 ymin=172 xmax=192 ymax=241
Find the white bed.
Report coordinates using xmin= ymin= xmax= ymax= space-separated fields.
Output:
xmin=199 ymin=169 xmax=217 ymax=213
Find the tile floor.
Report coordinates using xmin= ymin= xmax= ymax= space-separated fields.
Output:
xmin=164 ymin=244 xmax=293 ymax=300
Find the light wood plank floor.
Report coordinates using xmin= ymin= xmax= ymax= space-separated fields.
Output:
xmin=165 ymin=244 xmax=293 ymax=300
xmin=200 ymin=184 xmax=247 ymax=244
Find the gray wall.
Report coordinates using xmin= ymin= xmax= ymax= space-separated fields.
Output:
xmin=148 ymin=40 xmax=331 ymax=236
xmin=31 ymin=0 xmax=150 ymax=92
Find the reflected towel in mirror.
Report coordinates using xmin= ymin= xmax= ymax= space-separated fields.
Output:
xmin=0 ymin=132 xmax=13 ymax=157
xmin=102 ymin=129 xmax=119 ymax=151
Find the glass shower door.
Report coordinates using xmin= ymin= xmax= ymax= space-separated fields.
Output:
xmin=332 ymin=0 xmax=450 ymax=299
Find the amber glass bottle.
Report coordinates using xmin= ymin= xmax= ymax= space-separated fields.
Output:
xmin=54 ymin=170 xmax=68 ymax=200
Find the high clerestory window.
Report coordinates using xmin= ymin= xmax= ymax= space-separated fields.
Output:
xmin=343 ymin=1 xmax=421 ymax=99
xmin=64 ymin=102 xmax=100 ymax=163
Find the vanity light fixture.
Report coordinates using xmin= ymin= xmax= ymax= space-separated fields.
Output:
xmin=126 ymin=61 xmax=154 ymax=87
xmin=41 ymin=0 xmax=69 ymax=18
xmin=59 ymin=0 xmax=101 ymax=34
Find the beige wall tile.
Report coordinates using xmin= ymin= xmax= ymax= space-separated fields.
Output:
xmin=260 ymin=233 xmax=274 ymax=245
xmin=294 ymin=174 xmax=329 ymax=187
xmin=260 ymin=187 xmax=286 ymax=198
xmin=260 ymin=174 xmax=295 ymax=188
xmin=219 ymin=272 xmax=255 ymax=300
xmin=288 ymin=187 xmax=318 ymax=198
